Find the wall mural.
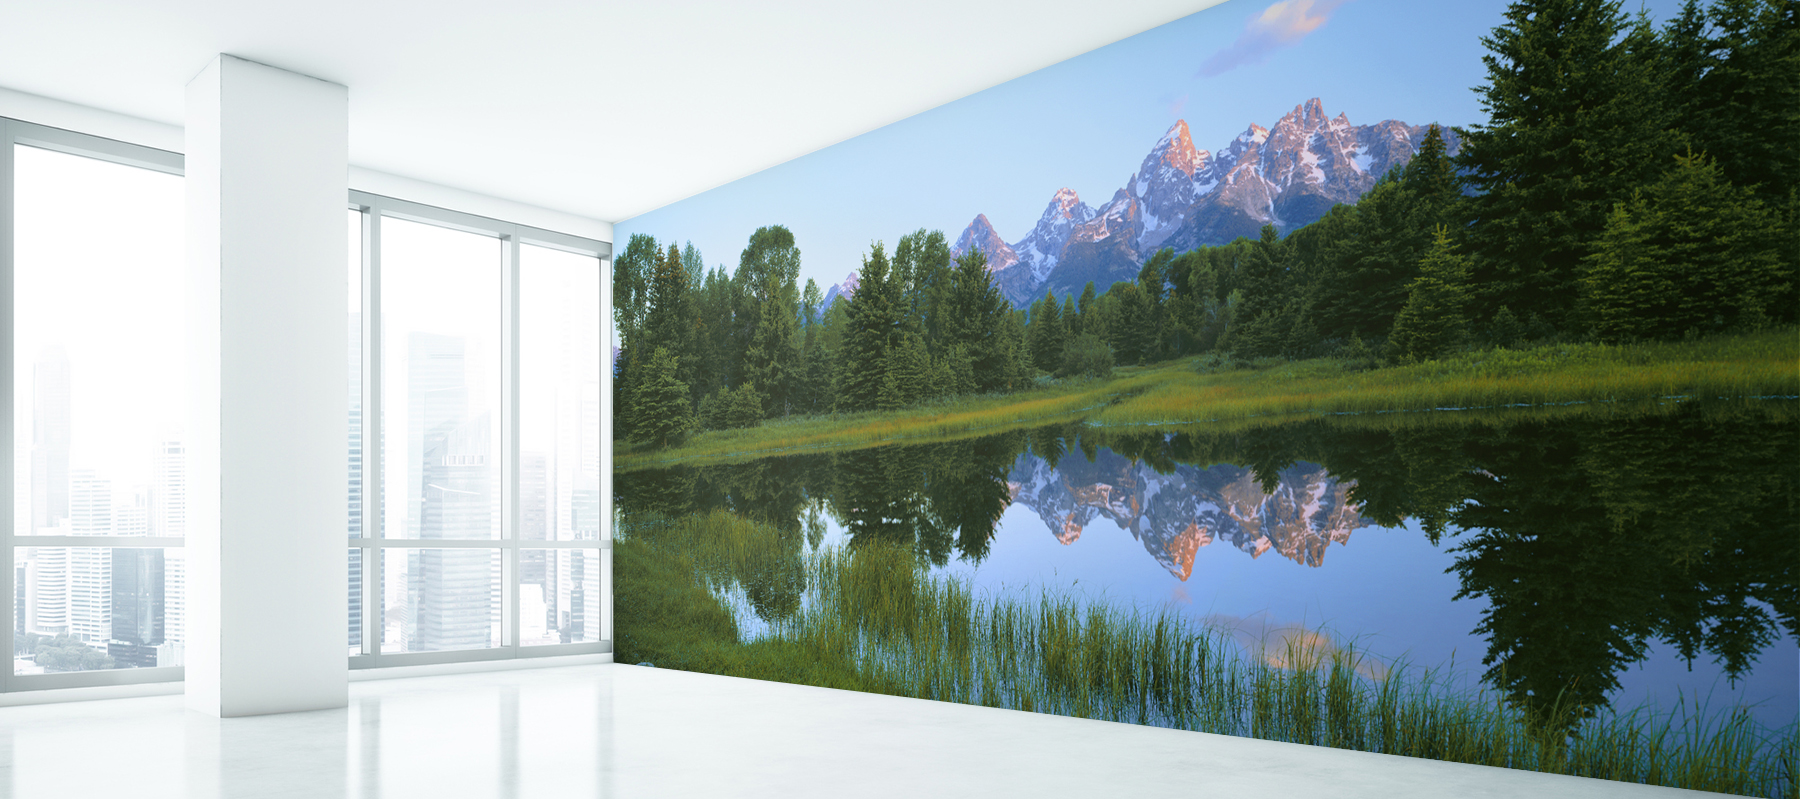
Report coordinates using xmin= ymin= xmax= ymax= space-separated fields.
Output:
xmin=610 ymin=0 xmax=1797 ymax=793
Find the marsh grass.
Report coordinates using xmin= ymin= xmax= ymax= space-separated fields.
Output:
xmin=615 ymin=369 xmax=1167 ymax=470
xmin=616 ymin=329 xmax=1799 ymax=471
xmin=1094 ymin=328 xmax=1799 ymax=429
xmin=616 ymin=510 xmax=1798 ymax=798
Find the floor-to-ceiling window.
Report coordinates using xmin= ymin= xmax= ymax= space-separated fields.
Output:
xmin=347 ymin=192 xmax=609 ymax=669
xmin=3 ymin=120 xmax=186 ymax=691
xmin=0 ymin=117 xmax=610 ymax=693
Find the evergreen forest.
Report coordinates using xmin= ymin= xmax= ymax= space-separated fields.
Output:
xmin=614 ymin=0 xmax=1797 ymax=450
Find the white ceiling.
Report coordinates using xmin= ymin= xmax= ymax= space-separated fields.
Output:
xmin=0 ymin=0 xmax=1228 ymax=225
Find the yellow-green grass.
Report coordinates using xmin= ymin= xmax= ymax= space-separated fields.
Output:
xmin=616 ymin=510 xmax=1797 ymax=798
xmin=1096 ymin=329 xmax=1797 ymax=429
xmin=616 ymin=329 xmax=1799 ymax=471
xmin=614 ymin=367 xmax=1172 ymax=470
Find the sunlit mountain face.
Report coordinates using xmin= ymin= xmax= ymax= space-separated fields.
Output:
xmin=951 ymin=98 xmax=1460 ymax=306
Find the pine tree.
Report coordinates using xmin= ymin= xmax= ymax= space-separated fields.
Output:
xmin=1389 ymin=228 xmax=1473 ymax=363
xmin=1076 ymin=282 xmax=1103 ymax=342
xmin=1458 ymin=0 xmax=1680 ymax=331
xmin=994 ymin=309 xmax=1032 ymax=392
xmin=836 ymin=242 xmax=900 ymax=411
xmin=941 ymin=249 xmax=1011 ymax=393
xmin=735 ymin=227 xmax=802 ymax=417
xmin=1028 ymin=289 xmax=1066 ymax=372
xmin=680 ymin=242 xmax=705 ymax=291
xmin=630 ymin=346 xmax=693 ymax=448
xmin=612 ymin=233 xmax=659 ymax=342
xmin=1313 ymin=124 xmax=1462 ymax=341
xmin=1230 ymin=225 xmax=1296 ymax=358
xmin=1666 ymin=0 xmax=1800 ymax=206
xmin=1137 ymin=248 xmax=1174 ymax=361
xmin=1580 ymin=150 xmax=1791 ymax=341
xmin=878 ymin=334 xmax=931 ymax=410
xmin=642 ymin=243 xmax=697 ymax=403
xmin=1108 ymin=282 xmax=1153 ymax=365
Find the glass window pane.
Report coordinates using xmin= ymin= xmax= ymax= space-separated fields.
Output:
xmin=518 ymin=549 xmax=602 ymax=646
xmin=348 ymin=548 xmax=363 ymax=656
xmin=349 ymin=209 xmax=364 ymax=541
xmin=381 ymin=548 xmax=501 ymax=653
xmin=13 ymin=145 xmax=186 ymax=541
xmin=519 ymin=245 xmax=602 ymax=542
xmin=379 ymin=217 xmax=502 ymax=540
xmin=13 ymin=547 xmax=184 ymax=673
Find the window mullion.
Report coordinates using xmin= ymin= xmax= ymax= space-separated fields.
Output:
xmin=1 ymin=119 xmax=16 ymax=695
xmin=501 ymin=231 xmax=521 ymax=652
xmin=362 ymin=203 xmax=382 ymax=659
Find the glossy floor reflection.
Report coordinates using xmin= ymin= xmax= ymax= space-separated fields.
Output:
xmin=0 ymin=664 xmax=1730 ymax=798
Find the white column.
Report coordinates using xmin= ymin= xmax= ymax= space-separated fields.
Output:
xmin=185 ymin=55 xmax=348 ymax=717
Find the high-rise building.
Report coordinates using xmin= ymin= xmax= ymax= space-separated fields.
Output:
xmin=31 ymin=346 xmax=71 ymax=532
xmin=406 ymin=332 xmax=468 ymax=539
xmin=519 ymin=451 xmax=550 ymax=641
xmin=164 ymin=548 xmax=184 ymax=648
xmin=115 ymin=487 xmax=150 ymax=537
xmin=150 ymin=440 xmax=186 ymax=538
xmin=414 ymin=414 xmax=494 ymax=650
xmin=67 ymin=471 xmax=112 ymax=646
xmin=154 ymin=441 xmax=187 ymax=661
xmin=403 ymin=333 xmax=495 ymax=651
xmin=107 ymin=548 xmax=164 ymax=668
xmin=24 ymin=544 xmax=69 ymax=635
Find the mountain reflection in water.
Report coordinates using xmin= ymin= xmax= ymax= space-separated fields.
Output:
xmin=616 ymin=401 xmax=1798 ymax=728
xmin=1009 ymin=453 xmax=1368 ymax=578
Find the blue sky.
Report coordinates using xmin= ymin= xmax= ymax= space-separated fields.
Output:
xmin=617 ymin=0 xmax=1684 ymax=295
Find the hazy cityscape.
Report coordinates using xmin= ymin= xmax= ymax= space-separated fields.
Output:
xmin=15 ymin=236 xmax=603 ymax=675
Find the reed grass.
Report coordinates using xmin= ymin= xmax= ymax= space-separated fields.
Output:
xmin=616 ymin=329 xmax=1799 ymax=471
xmin=616 ymin=510 xmax=1798 ymax=798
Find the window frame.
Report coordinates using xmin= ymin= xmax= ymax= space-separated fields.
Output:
xmin=0 ymin=118 xmax=614 ymax=693
xmin=347 ymin=190 xmax=613 ymax=670
xmin=0 ymin=117 xmax=186 ymax=693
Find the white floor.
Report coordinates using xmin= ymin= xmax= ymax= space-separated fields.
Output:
xmin=0 ymin=664 xmax=1732 ymax=798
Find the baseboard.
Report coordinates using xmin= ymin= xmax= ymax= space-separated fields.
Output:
xmin=0 ymin=680 xmax=184 ymax=707
xmin=347 ymin=652 xmax=613 ymax=682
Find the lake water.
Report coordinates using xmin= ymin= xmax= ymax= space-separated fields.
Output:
xmin=616 ymin=400 xmax=1798 ymax=733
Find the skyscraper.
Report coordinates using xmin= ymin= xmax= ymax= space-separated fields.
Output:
xmin=67 ymin=470 xmax=111 ymax=645
xmin=403 ymin=332 xmax=495 ymax=651
xmin=107 ymin=548 xmax=164 ymax=668
xmin=24 ymin=546 xmax=69 ymax=635
xmin=150 ymin=439 xmax=185 ymax=537
xmin=163 ymin=548 xmax=184 ymax=658
xmin=152 ymin=441 xmax=186 ymax=663
xmin=414 ymin=413 xmax=495 ymax=650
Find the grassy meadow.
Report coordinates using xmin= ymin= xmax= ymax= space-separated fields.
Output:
xmin=614 ymin=510 xmax=1799 ymax=798
xmin=617 ymin=328 xmax=1800 ymax=471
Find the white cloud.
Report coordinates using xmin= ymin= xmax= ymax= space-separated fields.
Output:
xmin=1198 ymin=0 xmax=1352 ymax=77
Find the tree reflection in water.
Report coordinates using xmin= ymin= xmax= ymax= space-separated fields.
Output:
xmin=616 ymin=401 xmax=1798 ymax=720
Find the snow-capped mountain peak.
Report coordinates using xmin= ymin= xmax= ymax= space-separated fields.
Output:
xmin=964 ymin=98 xmax=1455 ymax=306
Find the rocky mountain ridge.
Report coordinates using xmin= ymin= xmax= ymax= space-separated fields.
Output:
xmin=954 ymin=98 xmax=1460 ymax=306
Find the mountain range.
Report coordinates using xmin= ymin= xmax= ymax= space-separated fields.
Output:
xmin=1007 ymin=448 xmax=1369 ymax=581
xmin=823 ymin=98 xmax=1458 ymax=310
